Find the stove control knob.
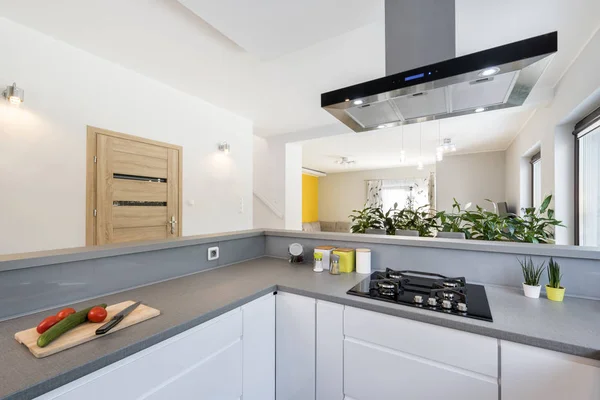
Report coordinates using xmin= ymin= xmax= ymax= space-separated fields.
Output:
xmin=457 ymin=302 xmax=468 ymax=312
xmin=414 ymin=295 xmax=423 ymax=304
xmin=427 ymin=297 xmax=437 ymax=307
xmin=442 ymin=300 xmax=452 ymax=309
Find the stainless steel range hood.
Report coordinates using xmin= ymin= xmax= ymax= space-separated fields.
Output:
xmin=321 ymin=1 xmax=557 ymax=133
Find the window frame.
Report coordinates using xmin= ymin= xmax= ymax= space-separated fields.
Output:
xmin=573 ymin=105 xmax=600 ymax=246
xmin=530 ymin=151 xmax=541 ymax=209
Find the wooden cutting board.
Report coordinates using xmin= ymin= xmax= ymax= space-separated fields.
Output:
xmin=15 ymin=301 xmax=160 ymax=358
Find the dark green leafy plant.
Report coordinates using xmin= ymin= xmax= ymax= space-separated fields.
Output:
xmin=394 ymin=206 xmax=437 ymax=237
xmin=505 ymin=195 xmax=563 ymax=244
xmin=547 ymin=257 xmax=563 ymax=288
xmin=519 ymin=257 xmax=545 ymax=286
xmin=435 ymin=199 xmax=470 ymax=235
xmin=349 ymin=206 xmax=384 ymax=233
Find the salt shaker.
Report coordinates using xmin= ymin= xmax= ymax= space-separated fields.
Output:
xmin=313 ymin=252 xmax=324 ymax=273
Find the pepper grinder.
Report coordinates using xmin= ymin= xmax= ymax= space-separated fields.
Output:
xmin=329 ymin=254 xmax=340 ymax=275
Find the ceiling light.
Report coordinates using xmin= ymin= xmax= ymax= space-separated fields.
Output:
xmin=218 ymin=142 xmax=230 ymax=154
xmin=335 ymin=156 xmax=356 ymax=166
xmin=417 ymin=123 xmax=423 ymax=170
xmin=417 ymin=159 xmax=424 ymax=170
xmin=442 ymin=138 xmax=457 ymax=152
xmin=2 ymin=82 xmax=24 ymax=105
xmin=399 ymin=150 xmax=406 ymax=163
xmin=436 ymin=147 xmax=444 ymax=162
xmin=475 ymin=107 xmax=485 ymax=113
xmin=353 ymin=99 xmax=363 ymax=105
xmin=479 ymin=67 xmax=500 ymax=77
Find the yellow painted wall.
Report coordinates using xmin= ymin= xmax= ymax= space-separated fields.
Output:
xmin=302 ymin=174 xmax=319 ymax=222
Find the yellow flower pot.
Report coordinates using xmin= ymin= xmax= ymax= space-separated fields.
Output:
xmin=545 ymin=285 xmax=565 ymax=302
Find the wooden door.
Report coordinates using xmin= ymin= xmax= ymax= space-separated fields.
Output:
xmin=86 ymin=127 xmax=182 ymax=245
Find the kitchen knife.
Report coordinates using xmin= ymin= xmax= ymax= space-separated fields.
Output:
xmin=95 ymin=301 xmax=141 ymax=335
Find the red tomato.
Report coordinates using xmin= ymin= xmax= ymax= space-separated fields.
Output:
xmin=87 ymin=307 xmax=107 ymax=323
xmin=36 ymin=315 xmax=60 ymax=334
xmin=56 ymin=307 xmax=76 ymax=321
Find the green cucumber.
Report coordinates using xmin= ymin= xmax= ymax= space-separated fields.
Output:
xmin=37 ymin=304 xmax=107 ymax=348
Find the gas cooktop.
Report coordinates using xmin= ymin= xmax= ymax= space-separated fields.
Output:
xmin=347 ymin=269 xmax=493 ymax=322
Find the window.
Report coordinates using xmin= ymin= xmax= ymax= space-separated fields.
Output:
xmin=530 ymin=152 xmax=542 ymax=209
xmin=575 ymin=106 xmax=600 ymax=246
xmin=381 ymin=179 xmax=430 ymax=211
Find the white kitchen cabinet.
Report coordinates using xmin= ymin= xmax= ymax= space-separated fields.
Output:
xmin=343 ymin=306 xmax=498 ymax=400
xmin=316 ymin=300 xmax=344 ymax=400
xmin=344 ymin=338 xmax=498 ymax=400
xmin=276 ymin=292 xmax=316 ymax=400
xmin=142 ymin=339 xmax=242 ymax=400
xmin=242 ymin=293 xmax=275 ymax=400
xmin=36 ymin=308 xmax=243 ymax=400
xmin=502 ymin=340 xmax=600 ymax=400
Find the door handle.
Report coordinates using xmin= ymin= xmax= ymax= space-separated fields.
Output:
xmin=168 ymin=216 xmax=177 ymax=234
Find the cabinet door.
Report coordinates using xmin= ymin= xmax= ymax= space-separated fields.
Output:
xmin=142 ymin=339 xmax=242 ymax=400
xmin=37 ymin=309 xmax=242 ymax=400
xmin=316 ymin=300 xmax=344 ymax=400
xmin=502 ymin=341 xmax=600 ymax=400
xmin=344 ymin=339 xmax=498 ymax=400
xmin=276 ymin=292 xmax=316 ymax=400
xmin=242 ymin=294 xmax=275 ymax=400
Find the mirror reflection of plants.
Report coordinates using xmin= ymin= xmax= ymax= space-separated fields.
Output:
xmin=349 ymin=206 xmax=384 ymax=233
xmin=349 ymin=194 xmax=563 ymax=244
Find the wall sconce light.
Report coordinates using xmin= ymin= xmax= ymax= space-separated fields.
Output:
xmin=218 ymin=142 xmax=231 ymax=154
xmin=2 ymin=82 xmax=24 ymax=105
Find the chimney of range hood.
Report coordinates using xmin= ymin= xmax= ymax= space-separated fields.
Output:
xmin=385 ymin=0 xmax=456 ymax=75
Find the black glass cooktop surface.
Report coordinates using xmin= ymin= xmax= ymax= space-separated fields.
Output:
xmin=347 ymin=269 xmax=493 ymax=322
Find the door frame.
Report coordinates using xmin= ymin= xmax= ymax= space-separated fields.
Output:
xmin=86 ymin=126 xmax=183 ymax=245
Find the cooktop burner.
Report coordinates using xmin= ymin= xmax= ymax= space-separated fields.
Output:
xmin=347 ymin=269 xmax=493 ymax=322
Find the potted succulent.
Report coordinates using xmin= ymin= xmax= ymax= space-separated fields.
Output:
xmin=546 ymin=257 xmax=565 ymax=302
xmin=519 ymin=257 xmax=545 ymax=298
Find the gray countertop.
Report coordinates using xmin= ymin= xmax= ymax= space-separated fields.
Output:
xmin=1 ymin=257 xmax=599 ymax=399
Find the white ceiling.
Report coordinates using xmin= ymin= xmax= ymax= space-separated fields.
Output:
xmin=301 ymin=106 xmax=537 ymax=173
xmin=0 ymin=0 xmax=598 ymax=142
xmin=177 ymin=0 xmax=381 ymax=60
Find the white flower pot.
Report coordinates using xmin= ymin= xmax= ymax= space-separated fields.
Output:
xmin=522 ymin=283 xmax=541 ymax=298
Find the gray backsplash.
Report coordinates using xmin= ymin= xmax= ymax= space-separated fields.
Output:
xmin=0 ymin=236 xmax=265 ymax=320
xmin=265 ymin=235 xmax=600 ymax=299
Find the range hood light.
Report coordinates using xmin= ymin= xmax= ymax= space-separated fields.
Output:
xmin=353 ymin=99 xmax=363 ymax=105
xmin=479 ymin=67 xmax=500 ymax=77
xmin=377 ymin=124 xmax=386 ymax=129
xmin=475 ymin=107 xmax=485 ymax=113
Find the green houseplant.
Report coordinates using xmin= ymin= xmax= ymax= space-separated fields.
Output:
xmin=519 ymin=257 xmax=546 ymax=298
xmin=349 ymin=206 xmax=384 ymax=234
xmin=546 ymin=257 xmax=565 ymax=302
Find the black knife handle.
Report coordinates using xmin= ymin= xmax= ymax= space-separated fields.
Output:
xmin=96 ymin=315 xmax=124 ymax=335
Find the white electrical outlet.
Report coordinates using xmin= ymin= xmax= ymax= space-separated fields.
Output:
xmin=208 ymin=246 xmax=219 ymax=261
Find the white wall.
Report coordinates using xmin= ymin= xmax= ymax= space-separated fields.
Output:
xmin=436 ymin=151 xmax=506 ymax=212
xmin=505 ymin=27 xmax=600 ymax=244
xmin=318 ymin=165 xmax=435 ymax=222
xmin=0 ymin=18 xmax=253 ymax=255
xmin=253 ymin=136 xmax=304 ymax=230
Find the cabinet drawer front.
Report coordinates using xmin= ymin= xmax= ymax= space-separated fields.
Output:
xmin=344 ymin=306 xmax=497 ymax=377
xmin=142 ymin=339 xmax=243 ymax=400
xmin=502 ymin=341 xmax=600 ymax=400
xmin=344 ymin=339 xmax=498 ymax=400
xmin=41 ymin=309 xmax=242 ymax=400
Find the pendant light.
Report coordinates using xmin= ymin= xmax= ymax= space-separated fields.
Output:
xmin=399 ymin=125 xmax=406 ymax=163
xmin=417 ymin=124 xmax=424 ymax=170
xmin=436 ymin=121 xmax=444 ymax=162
